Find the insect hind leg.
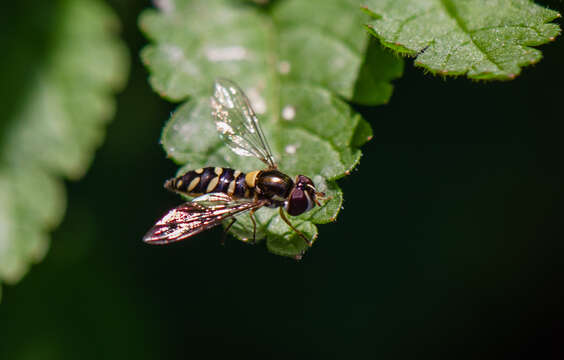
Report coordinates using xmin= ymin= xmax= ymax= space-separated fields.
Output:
xmin=221 ymin=209 xmax=260 ymax=246
xmin=249 ymin=209 xmax=257 ymax=245
xmin=221 ymin=218 xmax=237 ymax=246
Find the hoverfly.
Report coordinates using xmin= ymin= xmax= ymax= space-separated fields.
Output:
xmin=143 ymin=79 xmax=325 ymax=247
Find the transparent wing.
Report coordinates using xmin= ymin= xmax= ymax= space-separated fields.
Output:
xmin=211 ymin=79 xmax=277 ymax=168
xmin=143 ymin=193 xmax=267 ymax=245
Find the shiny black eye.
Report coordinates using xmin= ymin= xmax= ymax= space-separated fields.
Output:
xmin=286 ymin=189 xmax=307 ymax=216
xmin=286 ymin=188 xmax=313 ymax=216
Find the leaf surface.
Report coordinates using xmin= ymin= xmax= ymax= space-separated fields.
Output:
xmin=0 ymin=0 xmax=128 ymax=296
xmin=140 ymin=0 xmax=394 ymax=257
xmin=363 ymin=0 xmax=561 ymax=79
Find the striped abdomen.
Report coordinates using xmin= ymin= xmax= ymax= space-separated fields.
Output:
xmin=165 ymin=167 xmax=253 ymax=199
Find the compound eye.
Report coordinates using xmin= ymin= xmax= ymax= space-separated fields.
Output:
xmin=285 ymin=188 xmax=314 ymax=216
xmin=295 ymin=175 xmax=314 ymax=188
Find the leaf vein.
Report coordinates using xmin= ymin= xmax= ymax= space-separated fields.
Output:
xmin=438 ymin=0 xmax=503 ymax=72
xmin=393 ymin=6 xmax=439 ymax=43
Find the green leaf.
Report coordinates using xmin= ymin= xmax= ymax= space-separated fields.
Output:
xmin=140 ymin=0 xmax=403 ymax=103
xmin=352 ymin=38 xmax=404 ymax=105
xmin=363 ymin=0 xmax=561 ymax=80
xmin=0 ymin=0 xmax=128 ymax=297
xmin=140 ymin=0 xmax=388 ymax=258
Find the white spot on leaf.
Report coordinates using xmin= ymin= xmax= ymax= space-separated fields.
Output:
xmin=153 ymin=0 xmax=174 ymax=13
xmin=278 ymin=60 xmax=291 ymax=74
xmin=164 ymin=44 xmax=183 ymax=62
xmin=282 ymin=105 xmax=295 ymax=120
xmin=205 ymin=46 xmax=248 ymax=62
xmin=285 ymin=144 xmax=298 ymax=154
xmin=163 ymin=45 xmax=199 ymax=76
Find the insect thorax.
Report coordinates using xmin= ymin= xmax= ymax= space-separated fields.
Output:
xmin=166 ymin=167 xmax=253 ymax=199
xmin=255 ymin=170 xmax=294 ymax=203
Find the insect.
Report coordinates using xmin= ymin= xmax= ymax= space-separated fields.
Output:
xmin=143 ymin=79 xmax=325 ymax=247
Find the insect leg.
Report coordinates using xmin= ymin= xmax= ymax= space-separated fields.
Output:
xmin=221 ymin=218 xmax=237 ymax=246
xmin=249 ymin=209 xmax=257 ymax=244
xmin=278 ymin=207 xmax=312 ymax=247
xmin=312 ymin=189 xmax=330 ymax=207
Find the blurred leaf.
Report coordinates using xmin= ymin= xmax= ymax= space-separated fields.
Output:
xmin=363 ymin=0 xmax=561 ymax=80
xmin=140 ymin=0 xmax=389 ymax=257
xmin=140 ymin=0 xmax=403 ymax=103
xmin=0 ymin=0 xmax=128 ymax=297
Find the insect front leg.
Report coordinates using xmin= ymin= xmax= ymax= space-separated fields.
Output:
xmin=278 ymin=207 xmax=312 ymax=247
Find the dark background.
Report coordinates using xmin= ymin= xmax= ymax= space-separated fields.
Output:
xmin=1 ymin=0 xmax=563 ymax=359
